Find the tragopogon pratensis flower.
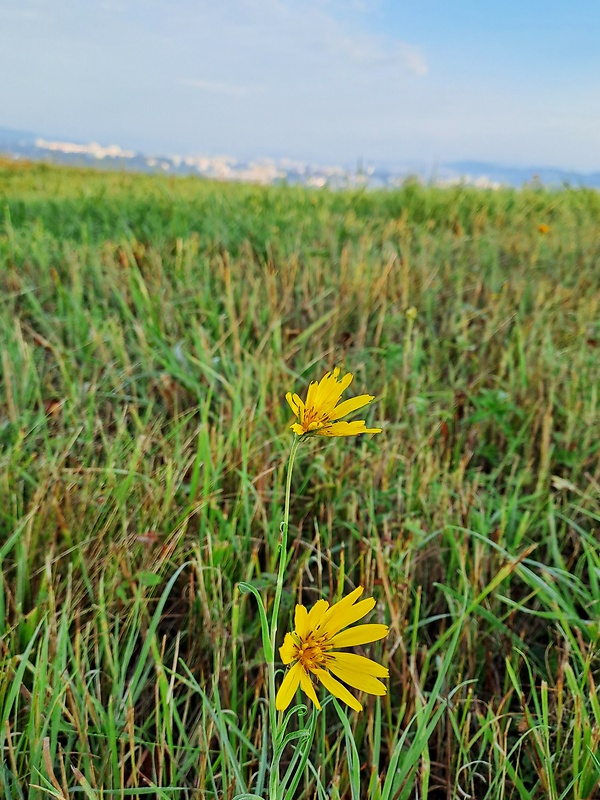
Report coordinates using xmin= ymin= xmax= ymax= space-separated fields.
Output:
xmin=285 ymin=368 xmax=382 ymax=437
xmin=275 ymin=587 xmax=388 ymax=712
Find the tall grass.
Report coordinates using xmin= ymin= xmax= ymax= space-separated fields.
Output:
xmin=1 ymin=159 xmax=599 ymax=798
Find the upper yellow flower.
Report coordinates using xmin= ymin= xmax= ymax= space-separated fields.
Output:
xmin=285 ymin=368 xmax=382 ymax=437
xmin=275 ymin=587 xmax=389 ymax=712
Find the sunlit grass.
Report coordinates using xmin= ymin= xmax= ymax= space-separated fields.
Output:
xmin=0 ymin=159 xmax=599 ymax=797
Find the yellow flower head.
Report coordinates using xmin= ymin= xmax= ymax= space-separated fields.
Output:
xmin=275 ymin=586 xmax=389 ymax=712
xmin=537 ymin=223 xmax=550 ymax=234
xmin=285 ymin=368 xmax=382 ymax=437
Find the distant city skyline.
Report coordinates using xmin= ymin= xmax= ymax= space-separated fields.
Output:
xmin=1 ymin=0 xmax=599 ymax=172
xmin=5 ymin=128 xmax=600 ymax=191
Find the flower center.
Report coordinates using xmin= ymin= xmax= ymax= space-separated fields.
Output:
xmin=303 ymin=409 xmax=328 ymax=432
xmin=293 ymin=634 xmax=329 ymax=670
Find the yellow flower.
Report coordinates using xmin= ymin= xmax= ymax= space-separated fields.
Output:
xmin=537 ymin=223 xmax=550 ymax=234
xmin=275 ymin=587 xmax=389 ymax=712
xmin=285 ymin=368 xmax=382 ymax=437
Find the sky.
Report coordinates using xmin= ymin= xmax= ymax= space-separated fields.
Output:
xmin=1 ymin=0 xmax=599 ymax=171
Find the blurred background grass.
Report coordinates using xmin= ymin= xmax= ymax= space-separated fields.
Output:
xmin=1 ymin=160 xmax=599 ymax=798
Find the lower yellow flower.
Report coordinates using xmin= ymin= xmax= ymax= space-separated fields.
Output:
xmin=275 ymin=587 xmax=389 ymax=712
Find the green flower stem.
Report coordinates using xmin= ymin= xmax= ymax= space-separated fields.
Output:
xmin=270 ymin=435 xmax=301 ymax=653
xmin=267 ymin=435 xmax=301 ymax=737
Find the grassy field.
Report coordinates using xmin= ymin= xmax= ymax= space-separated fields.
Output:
xmin=1 ymin=159 xmax=599 ymax=799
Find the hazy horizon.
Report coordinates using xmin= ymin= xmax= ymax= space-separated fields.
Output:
xmin=2 ymin=1 xmax=599 ymax=172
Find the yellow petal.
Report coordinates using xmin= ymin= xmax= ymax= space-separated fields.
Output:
xmin=317 ymin=590 xmax=375 ymax=638
xmin=305 ymin=380 xmax=319 ymax=410
xmin=327 ymin=394 xmax=375 ymax=421
xmin=290 ymin=422 xmax=306 ymax=436
xmin=317 ymin=421 xmax=382 ymax=437
xmin=312 ymin=668 xmax=362 ymax=712
xmin=326 ymin=652 xmax=389 ymax=678
xmin=279 ymin=633 xmax=297 ymax=665
xmin=276 ymin=662 xmax=303 ymax=711
xmin=292 ymin=394 xmax=305 ymax=422
xmin=310 ymin=370 xmax=333 ymax=409
xmin=323 ymin=598 xmax=376 ymax=636
xmin=320 ymin=371 xmax=353 ymax=413
xmin=318 ymin=587 xmax=363 ymax=630
xmin=309 ymin=372 xmax=333 ymax=401
xmin=307 ymin=598 xmax=329 ymax=627
xmin=299 ymin=668 xmax=321 ymax=709
xmin=326 ymin=660 xmax=387 ymax=696
xmin=329 ymin=624 xmax=389 ymax=649
xmin=285 ymin=392 xmax=299 ymax=416
xmin=294 ymin=604 xmax=310 ymax=639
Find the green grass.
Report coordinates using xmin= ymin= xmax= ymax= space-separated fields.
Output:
xmin=1 ymin=159 xmax=599 ymax=798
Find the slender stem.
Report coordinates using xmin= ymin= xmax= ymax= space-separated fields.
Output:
xmin=267 ymin=435 xmax=301 ymax=757
xmin=270 ymin=434 xmax=301 ymax=649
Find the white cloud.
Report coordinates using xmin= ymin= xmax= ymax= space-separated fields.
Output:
xmin=179 ymin=78 xmax=266 ymax=97
xmin=398 ymin=43 xmax=429 ymax=77
xmin=0 ymin=7 xmax=40 ymax=20
xmin=324 ymin=32 xmax=428 ymax=75
xmin=187 ymin=0 xmax=428 ymax=81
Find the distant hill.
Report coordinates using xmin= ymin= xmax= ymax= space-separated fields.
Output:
xmin=441 ymin=160 xmax=600 ymax=190
xmin=1 ymin=127 xmax=598 ymax=190
xmin=0 ymin=127 xmax=38 ymax=146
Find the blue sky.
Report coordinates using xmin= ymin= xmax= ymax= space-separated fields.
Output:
xmin=1 ymin=0 xmax=599 ymax=170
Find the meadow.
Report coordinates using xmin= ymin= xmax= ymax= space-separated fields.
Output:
xmin=0 ymin=159 xmax=599 ymax=799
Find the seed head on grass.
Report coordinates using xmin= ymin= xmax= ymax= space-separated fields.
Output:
xmin=285 ymin=368 xmax=381 ymax=437
xmin=275 ymin=587 xmax=389 ymax=712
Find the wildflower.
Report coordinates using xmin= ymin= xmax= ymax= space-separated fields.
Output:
xmin=285 ymin=368 xmax=381 ymax=437
xmin=275 ymin=587 xmax=389 ymax=712
xmin=537 ymin=223 xmax=550 ymax=234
